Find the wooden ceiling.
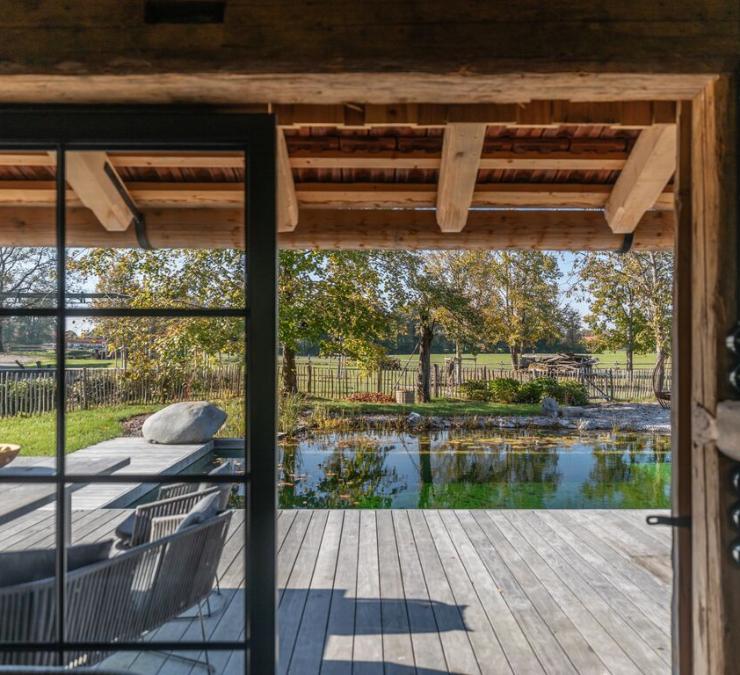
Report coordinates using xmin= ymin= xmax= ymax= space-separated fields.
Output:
xmin=0 ymin=101 xmax=676 ymax=250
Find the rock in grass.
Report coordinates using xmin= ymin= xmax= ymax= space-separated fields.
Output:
xmin=541 ymin=397 xmax=559 ymax=418
xmin=142 ymin=401 xmax=227 ymax=444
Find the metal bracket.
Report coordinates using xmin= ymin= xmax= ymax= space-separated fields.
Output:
xmin=103 ymin=161 xmax=152 ymax=250
xmin=646 ymin=514 xmax=691 ymax=528
xmin=617 ymin=232 xmax=634 ymax=254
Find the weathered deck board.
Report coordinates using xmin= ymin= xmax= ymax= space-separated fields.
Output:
xmin=0 ymin=509 xmax=671 ymax=674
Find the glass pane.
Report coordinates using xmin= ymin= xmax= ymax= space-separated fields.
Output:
xmin=65 ymin=150 xmax=246 ymax=310
xmin=67 ymin=481 xmax=245 ymax=651
xmin=0 ymin=150 xmax=58 ymax=308
xmin=0 ymin=316 xmax=57 ymax=471
xmin=64 ymin=316 xmax=245 ymax=479
xmin=0 ymin=484 xmax=58 ymax=660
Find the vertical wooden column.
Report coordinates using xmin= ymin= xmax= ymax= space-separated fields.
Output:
xmin=673 ymin=100 xmax=693 ymax=672
xmin=691 ymin=74 xmax=739 ymax=674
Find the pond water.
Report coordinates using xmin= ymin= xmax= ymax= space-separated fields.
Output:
xmin=272 ymin=430 xmax=671 ymax=509
xmin=173 ymin=429 xmax=670 ymax=510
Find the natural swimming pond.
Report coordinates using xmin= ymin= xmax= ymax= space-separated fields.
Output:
xmin=198 ymin=429 xmax=670 ymax=510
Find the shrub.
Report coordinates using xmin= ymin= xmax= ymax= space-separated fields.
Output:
xmin=487 ymin=377 xmax=521 ymax=403
xmin=557 ymin=380 xmax=589 ymax=406
xmin=279 ymin=391 xmax=304 ymax=434
xmin=515 ymin=379 xmax=545 ymax=403
xmin=459 ymin=379 xmax=491 ymax=401
xmin=346 ymin=392 xmax=395 ymax=403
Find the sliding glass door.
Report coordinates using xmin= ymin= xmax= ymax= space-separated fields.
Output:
xmin=0 ymin=109 xmax=277 ymax=674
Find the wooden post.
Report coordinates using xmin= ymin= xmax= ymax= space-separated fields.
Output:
xmin=377 ymin=365 xmax=383 ymax=394
xmin=690 ymin=74 xmax=739 ymax=674
xmin=306 ymin=361 xmax=312 ymax=395
xmin=433 ymin=364 xmax=440 ymax=399
xmin=672 ymin=98 xmax=693 ymax=673
xmin=81 ymin=367 xmax=88 ymax=410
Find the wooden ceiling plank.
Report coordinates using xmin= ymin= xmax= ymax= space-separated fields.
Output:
xmin=436 ymin=123 xmax=487 ymax=232
xmin=604 ymin=123 xmax=677 ymax=233
xmin=277 ymin=130 xmax=299 ymax=232
xmin=63 ymin=151 xmax=136 ymax=231
xmin=0 ymin=206 xmax=674 ymax=251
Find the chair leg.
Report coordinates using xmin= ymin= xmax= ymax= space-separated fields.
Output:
xmin=198 ymin=600 xmax=212 ymax=674
xmin=151 ymin=648 xmax=215 ymax=674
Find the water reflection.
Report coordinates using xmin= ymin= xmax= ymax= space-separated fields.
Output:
xmin=277 ymin=430 xmax=671 ymax=510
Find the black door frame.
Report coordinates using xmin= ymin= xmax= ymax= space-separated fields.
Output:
xmin=0 ymin=108 xmax=277 ymax=674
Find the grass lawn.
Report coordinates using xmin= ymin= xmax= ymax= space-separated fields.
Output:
xmin=0 ymin=396 xmax=541 ymax=456
xmin=0 ymin=404 xmax=161 ymax=456
xmin=310 ymin=397 xmax=541 ymax=417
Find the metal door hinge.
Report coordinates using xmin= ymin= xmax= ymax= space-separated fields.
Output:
xmin=646 ymin=515 xmax=691 ymax=528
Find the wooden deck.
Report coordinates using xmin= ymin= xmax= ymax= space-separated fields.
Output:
xmin=1 ymin=508 xmax=672 ymax=674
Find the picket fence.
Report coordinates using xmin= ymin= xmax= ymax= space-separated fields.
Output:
xmin=290 ymin=363 xmax=666 ymax=403
xmin=0 ymin=362 xmax=666 ymax=417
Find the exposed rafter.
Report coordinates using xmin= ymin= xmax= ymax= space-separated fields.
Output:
xmin=436 ymin=123 xmax=487 ymax=232
xmin=277 ymin=130 xmax=299 ymax=232
xmin=604 ymin=124 xmax=677 ymax=234
xmin=63 ymin=151 xmax=137 ymax=232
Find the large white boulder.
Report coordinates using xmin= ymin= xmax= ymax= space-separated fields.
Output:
xmin=142 ymin=401 xmax=227 ymax=444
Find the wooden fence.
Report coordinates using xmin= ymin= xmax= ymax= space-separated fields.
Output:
xmin=0 ymin=362 xmax=665 ymax=417
xmin=0 ymin=365 xmax=244 ymax=417
xmin=289 ymin=363 xmax=665 ymax=403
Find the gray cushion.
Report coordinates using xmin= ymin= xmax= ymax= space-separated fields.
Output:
xmin=176 ymin=492 xmax=221 ymax=533
xmin=0 ymin=539 xmax=113 ymax=588
xmin=115 ymin=512 xmax=136 ymax=541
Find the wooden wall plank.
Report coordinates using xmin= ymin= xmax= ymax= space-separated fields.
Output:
xmin=691 ymin=75 xmax=739 ymax=675
xmin=672 ymin=99 xmax=692 ymax=674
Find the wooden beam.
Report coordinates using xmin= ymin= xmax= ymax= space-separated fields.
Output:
xmin=277 ymin=131 xmax=299 ymax=232
xmin=690 ymin=75 xmax=740 ymax=675
xmin=0 ymin=206 xmax=673 ymax=250
xmin=63 ymin=151 xmax=136 ymax=231
xmin=604 ymin=124 xmax=677 ymax=233
xmin=436 ymin=124 xmax=487 ymax=232
xmin=0 ymin=181 xmax=675 ymax=210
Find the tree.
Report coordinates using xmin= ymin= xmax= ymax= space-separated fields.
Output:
xmin=70 ymin=247 xmax=394 ymax=395
xmin=574 ymin=252 xmax=672 ymax=369
xmin=278 ymin=250 xmax=392 ymax=393
xmin=463 ymin=251 xmax=563 ymax=368
xmin=381 ymin=252 xmax=477 ymax=402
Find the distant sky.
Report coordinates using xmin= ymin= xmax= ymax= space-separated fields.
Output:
xmin=557 ymin=251 xmax=590 ymax=317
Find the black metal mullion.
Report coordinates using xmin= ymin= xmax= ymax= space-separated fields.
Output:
xmin=54 ymin=144 xmax=66 ymax=668
xmin=246 ymin=124 xmax=278 ymax=675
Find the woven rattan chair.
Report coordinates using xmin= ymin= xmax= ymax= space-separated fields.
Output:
xmin=116 ymin=486 xmax=221 ymax=548
xmin=0 ymin=511 xmax=232 ymax=672
xmin=156 ymin=459 xmax=236 ymax=512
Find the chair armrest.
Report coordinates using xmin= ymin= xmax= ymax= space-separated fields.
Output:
xmin=157 ymin=483 xmax=196 ymax=500
xmin=150 ymin=515 xmax=186 ymax=540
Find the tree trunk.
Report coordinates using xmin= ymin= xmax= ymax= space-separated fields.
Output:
xmin=509 ymin=344 xmax=520 ymax=369
xmin=626 ymin=322 xmax=634 ymax=372
xmin=455 ymin=340 xmax=463 ymax=385
xmin=282 ymin=345 xmax=298 ymax=394
xmin=417 ymin=324 xmax=434 ymax=403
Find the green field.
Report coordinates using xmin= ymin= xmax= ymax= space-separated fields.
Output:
xmin=296 ymin=350 xmax=658 ymax=370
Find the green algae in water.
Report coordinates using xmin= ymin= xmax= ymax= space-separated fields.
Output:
xmin=277 ymin=429 xmax=671 ymax=509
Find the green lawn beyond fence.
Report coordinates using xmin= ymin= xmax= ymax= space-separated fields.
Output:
xmin=0 ymin=361 xmax=663 ymax=417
